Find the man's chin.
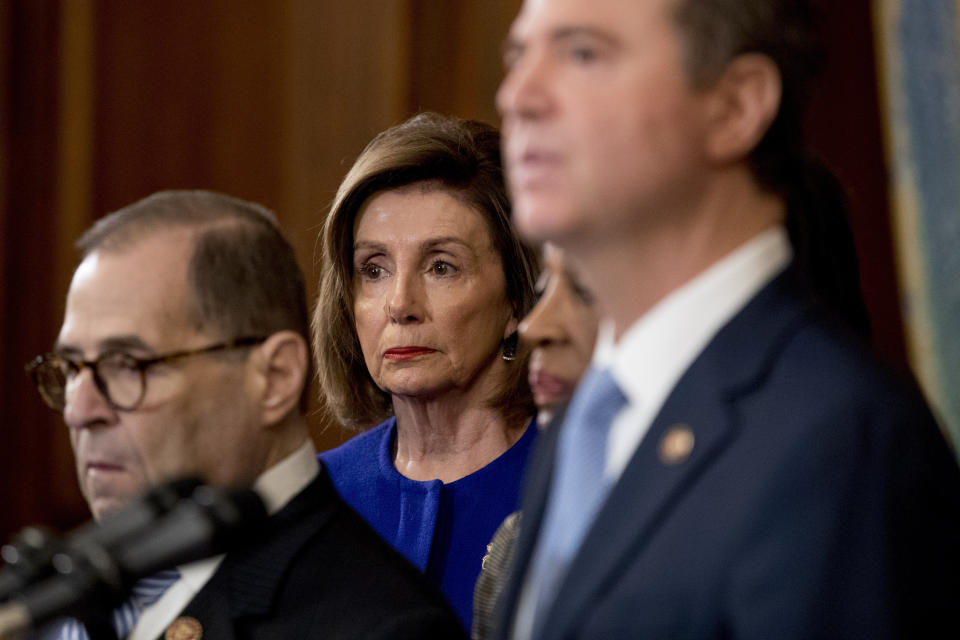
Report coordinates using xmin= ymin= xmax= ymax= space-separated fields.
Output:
xmin=88 ymin=492 xmax=135 ymax=521
xmin=516 ymin=211 xmax=584 ymax=249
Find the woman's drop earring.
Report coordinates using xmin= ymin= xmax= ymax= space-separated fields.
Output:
xmin=501 ymin=331 xmax=518 ymax=362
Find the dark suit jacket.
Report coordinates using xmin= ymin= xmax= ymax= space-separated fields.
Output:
xmin=495 ymin=265 xmax=960 ymax=639
xmin=168 ymin=467 xmax=465 ymax=639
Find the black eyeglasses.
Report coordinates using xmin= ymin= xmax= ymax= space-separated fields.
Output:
xmin=25 ymin=337 xmax=267 ymax=412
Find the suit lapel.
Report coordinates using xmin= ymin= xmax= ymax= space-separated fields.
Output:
xmin=166 ymin=472 xmax=340 ymax=639
xmin=543 ymin=359 xmax=736 ymax=637
xmin=542 ymin=265 xmax=814 ymax=638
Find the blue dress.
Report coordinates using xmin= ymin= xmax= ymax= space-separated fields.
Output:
xmin=319 ymin=417 xmax=537 ymax=631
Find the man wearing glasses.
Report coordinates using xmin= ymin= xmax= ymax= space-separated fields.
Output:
xmin=26 ymin=190 xmax=463 ymax=639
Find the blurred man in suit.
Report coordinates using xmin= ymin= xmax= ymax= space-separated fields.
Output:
xmin=27 ymin=190 xmax=463 ymax=639
xmin=494 ymin=0 xmax=960 ymax=637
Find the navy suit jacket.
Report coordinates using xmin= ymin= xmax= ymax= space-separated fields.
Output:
xmin=167 ymin=467 xmax=465 ymax=639
xmin=495 ymin=265 xmax=960 ymax=639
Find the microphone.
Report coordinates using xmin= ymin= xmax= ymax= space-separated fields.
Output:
xmin=0 ymin=482 xmax=267 ymax=636
xmin=0 ymin=477 xmax=203 ymax=603
xmin=114 ymin=484 xmax=267 ymax=577
xmin=0 ymin=527 xmax=65 ymax=605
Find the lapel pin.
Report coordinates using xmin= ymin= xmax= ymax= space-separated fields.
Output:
xmin=165 ymin=616 xmax=203 ymax=640
xmin=658 ymin=424 xmax=695 ymax=465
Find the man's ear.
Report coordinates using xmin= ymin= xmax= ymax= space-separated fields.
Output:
xmin=703 ymin=53 xmax=782 ymax=162
xmin=250 ymin=331 xmax=309 ymax=426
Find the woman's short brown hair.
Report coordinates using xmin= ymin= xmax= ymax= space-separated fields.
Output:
xmin=313 ymin=112 xmax=539 ymax=429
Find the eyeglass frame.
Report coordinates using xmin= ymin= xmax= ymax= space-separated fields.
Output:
xmin=25 ymin=336 xmax=268 ymax=413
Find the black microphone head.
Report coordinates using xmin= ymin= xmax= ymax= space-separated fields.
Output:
xmin=16 ymin=543 xmax=125 ymax=630
xmin=116 ymin=484 xmax=268 ymax=578
xmin=0 ymin=527 xmax=65 ymax=602
xmin=5 ymin=482 xmax=267 ymax=631
xmin=0 ymin=478 xmax=202 ymax=604
xmin=69 ymin=476 xmax=205 ymax=551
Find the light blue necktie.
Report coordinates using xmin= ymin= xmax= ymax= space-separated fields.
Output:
xmin=522 ymin=367 xmax=628 ymax=636
xmin=51 ymin=569 xmax=180 ymax=640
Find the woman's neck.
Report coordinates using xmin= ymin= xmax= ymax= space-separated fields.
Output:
xmin=391 ymin=396 xmax=529 ymax=483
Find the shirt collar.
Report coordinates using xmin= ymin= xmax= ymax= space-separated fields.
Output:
xmin=253 ymin=438 xmax=319 ymax=516
xmin=594 ymin=226 xmax=793 ymax=410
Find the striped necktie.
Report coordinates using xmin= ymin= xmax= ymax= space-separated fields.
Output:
xmin=52 ymin=569 xmax=180 ymax=640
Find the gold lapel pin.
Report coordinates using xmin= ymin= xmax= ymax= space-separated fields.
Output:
xmin=165 ymin=616 xmax=203 ymax=640
xmin=658 ymin=424 xmax=695 ymax=465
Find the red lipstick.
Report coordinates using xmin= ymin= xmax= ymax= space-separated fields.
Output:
xmin=384 ymin=347 xmax=436 ymax=361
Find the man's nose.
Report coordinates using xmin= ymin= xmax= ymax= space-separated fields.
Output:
xmin=63 ymin=367 xmax=115 ymax=430
xmin=497 ymin=49 xmax=552 ymax=122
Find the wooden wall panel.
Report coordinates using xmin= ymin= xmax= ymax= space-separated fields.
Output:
xmin=1 ymin=0 xmax=9 ymax=382
xmin=55 ymin=0 xmax=95 ymax=317
xmin=409 ymin=0 xmax=521 ymax=124
xmin=451 ymin=0 xmax=524 ymax=122
xmin=1 ymin=0 xmax=90 ymax=541
xmin=808 ymin=0 xmax=907 ymax=369
xmin=279 ymin=0 xmax=414 ymax=296
xmin=0 ymin=0 xmax=10 ymax=547
xmin=90 ymin=0 xmax=285 ymax=214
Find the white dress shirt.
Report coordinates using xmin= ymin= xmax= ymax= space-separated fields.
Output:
xmin=129 ymin=438 xmax=320 ymax=640
xmin=512 ymin=227 xmax=792 ymax=640
xmin=594 ymin=226 xmax=793 ymax=481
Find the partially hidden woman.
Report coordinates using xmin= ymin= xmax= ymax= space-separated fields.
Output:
xmin=521 ymin=243 xmax=601 ymax=428
xmin=472 ymin=242 xmax=599 ymax=639
xmin=313 ymin=112 xmax=540 ymax=630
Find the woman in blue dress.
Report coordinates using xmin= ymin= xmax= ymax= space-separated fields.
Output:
xmin=313 ymin=112 xmax=539 ymax=631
